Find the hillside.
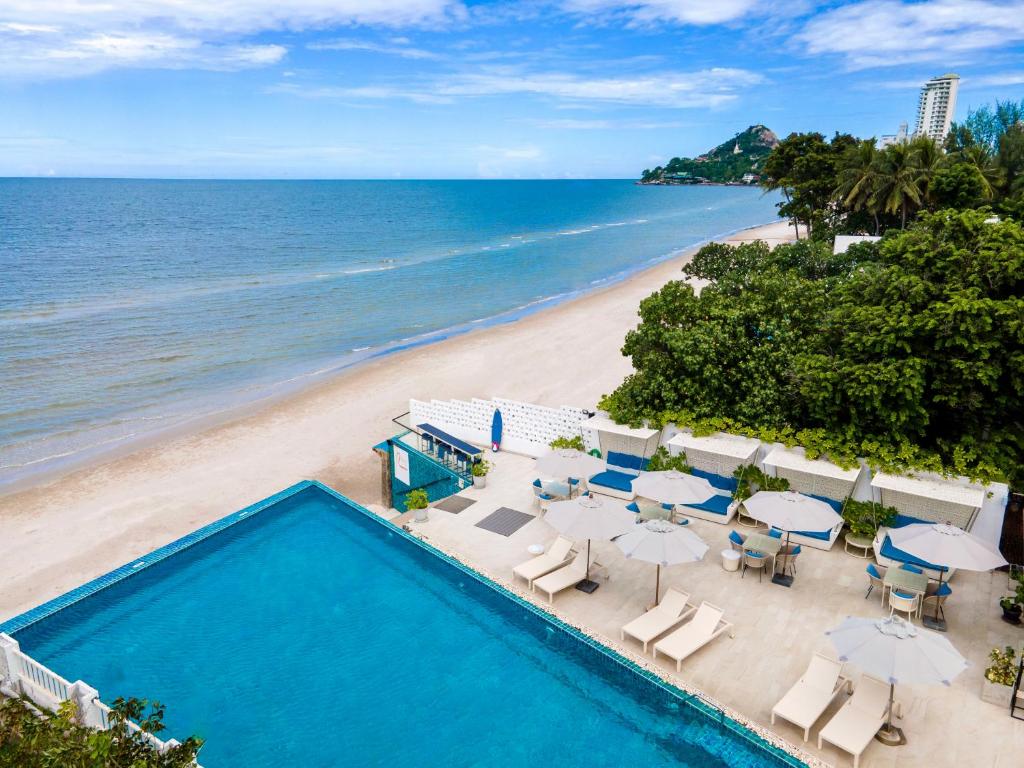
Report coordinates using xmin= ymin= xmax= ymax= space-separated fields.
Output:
xmin=639 ymin=125 xmax=779 ymax=185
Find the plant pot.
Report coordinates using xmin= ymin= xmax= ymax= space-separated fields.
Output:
xmin=1001 ymin=604 xmax=1022 ymax=625
xmin=981 ymin=678 xmax=1013 ymax=708
xmin=473 ymin=475 xmax=487 ymax=489
xmin=413 ymin=506 xmax=429 ymax=523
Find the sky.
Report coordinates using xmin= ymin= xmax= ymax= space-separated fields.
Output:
xmin=1 ymin=1 xmax=1023 ymax=179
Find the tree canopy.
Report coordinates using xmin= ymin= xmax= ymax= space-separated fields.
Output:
xmin=600 ymin=210 xmax=1024 ymax=485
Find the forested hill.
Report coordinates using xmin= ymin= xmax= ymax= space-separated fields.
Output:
xmin=640 ymin=125 xmax=779 ymax=184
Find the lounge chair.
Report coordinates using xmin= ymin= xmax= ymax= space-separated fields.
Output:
xmin=512 ymin=536 xmax=575 ymax=588
xmin=532 ymin=552 xmax=588 ymax=603
xmin=620 ymin=588 xmax=696 ymax=652
xmin=652 ymin=601 xmax=732 ymax=670
xmin=818 ymin=675 xmax=897 ymax=768
xmin=771 ymin=653 xmax=852 ymax=741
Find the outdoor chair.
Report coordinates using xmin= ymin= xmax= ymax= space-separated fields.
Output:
xmin=777 ymin=544 xmax=802 ymax=576
xmin=865 ymin=563 xmax=888 ymax=603
xmin=532 ymin=552 xmax=589 ymax=604
xmin=818 ymin=675 xmax=898 ymax=768
xmin=728 ymin=530 xmax=746 ymax=553
xmin=922 ymin=582 xmax=953 ymax=623
xmin=888 ymin=589 xmax=920 ymax=621
xmin=620 ymin=588 xmax=697 ymax=652
xmin=771 ymin=653 xmax=852 ymax=742
xmin=742 ymin=550 xmax=770 ymax=581
xmin=652 ymin=601 xmax=733 ymax=670
xmin=512 ymin=536 xmax=575 ymax=588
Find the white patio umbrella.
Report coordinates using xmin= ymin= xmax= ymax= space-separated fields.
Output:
xmin=631 ymin=470 xmax=716 ymax=506
xmin=615 ymin=518 xmax=709 ymax=604
xmin=889 ymin=522 xmax=1008 ymax=629
xmin=826 ymin=615 xmax=966 ymax=744
xmin=535 ymin=449 xmax=606 ymax=496
xmin=545 ymin=495 xmax=635 ymax=588
xmin=743 ymin=491 xmax=842 ymax=585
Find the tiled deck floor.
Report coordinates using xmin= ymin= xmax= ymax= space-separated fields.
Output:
xmin=403 ymin=450 xmax=1024 ymax=768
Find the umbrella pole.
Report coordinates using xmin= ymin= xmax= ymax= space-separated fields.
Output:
xmin=772 ymin=531 xmax=794 ymax=588
xmin=655 ymin=564 xmax=661 ymax=606
xmin=875 ymin=682 xmax=906 ymax=746
xmin=575 ymin=538 xmax=600 ymax=594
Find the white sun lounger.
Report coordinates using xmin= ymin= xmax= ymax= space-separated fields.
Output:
xmin=818 ymin=675 xmax=897 ymax=768
xmin=620 ymin=588 xmax=697 ymax=652
xmin=512 ymin=536 xmax=575 ymax=587
xmin=532 ymin=551 xmax=589 ymax=603
xmin=771 ymin=653 xmax=852 ymax=741
xmin=652 ymin=601 xmax=732 ymax=670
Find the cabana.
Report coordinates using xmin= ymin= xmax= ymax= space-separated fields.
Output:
xmin=584 ymin=416 xmax=660 ymax=500
xmin=761 ymin=447 xmax=861 ymax=550
xmin=870 ymin=473 xmax=986 ymax=580
xmin=665 ymin=433 xmax=758 ymax=524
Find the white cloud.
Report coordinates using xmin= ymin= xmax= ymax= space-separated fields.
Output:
xmin=0 ymin=0 xmax=463 ymax=77
xmin=561 ymin=0 xmax=759 ymax=25
xmin=799 ymin=1 xmax=1024 ymax=70
xmin=270 ymin=66 xmax=762 ymax=108
xmin=307 ymin=38 xmax=441 ymax=59
xmin=474 ymin=144 xmax=544 ymax=178
xmin=532 ymin=117 xmax=686 ymax=129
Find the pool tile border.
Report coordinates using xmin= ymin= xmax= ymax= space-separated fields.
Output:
xmin=0 ymin=481 xmax=317 ymax=635
xmin=3 ymin=479 xmax=817 ymax=767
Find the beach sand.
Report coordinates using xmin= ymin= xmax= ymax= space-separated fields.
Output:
xmin=0 ymin=220 xmax=793 ymax=621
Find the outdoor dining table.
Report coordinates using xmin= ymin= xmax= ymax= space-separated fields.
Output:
xmin=743 ymin=532 xmax=783 ymax=575
xmin=883 ymin=567 xmax=929 ymax=618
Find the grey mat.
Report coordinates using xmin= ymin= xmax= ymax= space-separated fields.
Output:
xmin=435 ymin=495 xmax=477 ymax=514
xmin=474 ymin=507 xmax=534 ymax=537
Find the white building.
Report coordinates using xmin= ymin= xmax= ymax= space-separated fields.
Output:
xmin=914 ymin=73 xmax=959 ymax=142
xmin=877 ymin=121 xmax=908 ymax=149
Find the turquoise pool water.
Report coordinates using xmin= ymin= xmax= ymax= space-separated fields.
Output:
xmin=8 ymin=483 xmax=801 ymax=767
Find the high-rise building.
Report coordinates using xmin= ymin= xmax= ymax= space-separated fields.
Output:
xmin=914 ymin=73 xmax=959 ymax=142
xmin=878 ymin=121 xmax=909 ymax=149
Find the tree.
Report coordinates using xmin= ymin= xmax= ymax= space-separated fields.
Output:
xmin=836 ymin=140 xmax=882 ymax=233
xmin=0 ymin=695 xmax=203 ymax=767
xmin=929 ymin=163 xmax=988 ymax=209
xmin=957 ymin=99 xmax=1024 ymax=150
xmin=997 ymin=123 xmax=1024 ymax=198
xmin=871 ymin=141 xmax=925 ymax=228
xmin=602 ymin=211 xmax=1024 ymax=484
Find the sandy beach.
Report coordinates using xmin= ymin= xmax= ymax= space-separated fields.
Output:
xmin=0 ymin=219 xmax=792 ymax=621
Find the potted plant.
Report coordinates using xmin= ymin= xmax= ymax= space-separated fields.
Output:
xmin=999 ymin=572 xmax=1024 ymax=624
xmin=471 ymin=459 xmax=490 ymax=489
xmin=981 ymin=646 xmax=1019 ymax=707
xmin=841 ymin=500 xmax=899 ymax=549
xmin=405 ymin=488 xmax=430 ymax=523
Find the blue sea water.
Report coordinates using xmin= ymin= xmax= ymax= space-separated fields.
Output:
xmin=0 ymin=179 xmax=780 ymax=487
xmin=10 ymin=484 xmax=799 ymax=768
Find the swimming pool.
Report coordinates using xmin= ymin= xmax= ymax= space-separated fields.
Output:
xmin=5 ymin=482 xmax=804 ymax=767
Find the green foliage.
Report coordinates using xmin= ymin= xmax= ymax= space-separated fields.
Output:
xmin=645 ymin=446 xmax=691 ymax=473
xmin=404 ymin=488 xmax=429 ymax=510
xmin=731 ymin=464 xmax=789 ymax=501
xmin=985 ymin=646 xmax=1019 ymax=686
xmin=549 ymin=435 xmax=585 ymax=451
xmin=602 ymin=209 xmax=1023 ymax=485
xmin=841 ymin=500 xmax=898 ymax=538
xmin=471 ymin=459 xmax=490 ymax=477
xmin=929 ymin=163 xmax=988 ymax=209
xmin=0 ymin=695 xmax=202 ymax=768
xmin=641 ymin=125 xmax=778 ymax=184
xmin=956 ymin=99 xmax=1024 ymax=150
xmin=1000 ymin=571 xmax=1024 ymax=611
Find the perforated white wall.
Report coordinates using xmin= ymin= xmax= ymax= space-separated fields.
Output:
xmin=776 ymin=468 xmax=856 ymax=502
xmin=683 ymin=447 xmax=748 ymax=477
xmin=408 ymin=397 xmax=588 ymax=457
xmin=880 ymin=489 xmax=976 ymax=529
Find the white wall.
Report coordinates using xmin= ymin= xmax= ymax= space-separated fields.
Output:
xmin=408 ymin=397 xmax=589 ymax=457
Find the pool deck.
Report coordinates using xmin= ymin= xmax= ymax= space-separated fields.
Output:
xmin=390 ymin=448 xmax=1024 ymax=768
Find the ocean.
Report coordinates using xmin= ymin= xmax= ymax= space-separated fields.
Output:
xmin=0 ymin=179 xmax=780 ymax=489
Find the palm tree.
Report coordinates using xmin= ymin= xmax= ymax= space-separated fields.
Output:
xmin=835 ymin=140 xmax=881 ymax=233
xmin=908 ymin=135 xmax=943 ymax=208
xmin=960 ymin=144 xmax=1002 ymax=199
xmin=871 ymin=142 xmax=925 ymax=228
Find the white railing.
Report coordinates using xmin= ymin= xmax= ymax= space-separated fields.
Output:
xmin=0 ymin=632 xmax=196 ymax=764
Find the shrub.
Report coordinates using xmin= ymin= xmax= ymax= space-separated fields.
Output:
xmin=985 ymin=646 xmax=1019 ymax=686
xmin=549 ymin=435 xmax=585 ymax=451
xmin=731 ymin=464 xmax=789 ymax=501
xmin=404 ymin=489 xmax=429 ymax=510
xmin=842 ymin=500 xmax=898 ymax=538
xmin=471 ymin=459 xmax=490 ymax=478
xmin=0 ymin=695 xmax=202 ymax=768
xmin=646 ymin=446 xmax=691 ymax=473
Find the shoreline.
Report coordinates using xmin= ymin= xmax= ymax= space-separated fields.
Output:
xmin=0 ymin=217 xmax=783 ymax=497
xmin=0 ymin=219 xmax=793 ymax=621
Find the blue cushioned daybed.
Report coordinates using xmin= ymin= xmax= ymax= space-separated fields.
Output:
xmin=772 ymin=493 xmax=845 ymax=551
xmin=587 ymin=451 xmax=649 ymax=500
